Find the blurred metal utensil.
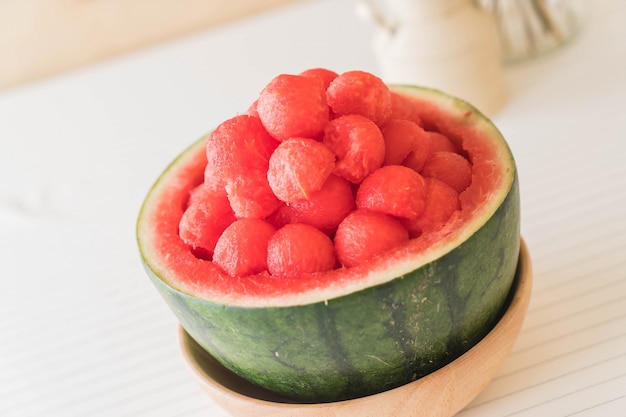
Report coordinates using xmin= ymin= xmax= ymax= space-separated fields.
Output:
xmin=475 ymin=0 xmax=585 ymax=62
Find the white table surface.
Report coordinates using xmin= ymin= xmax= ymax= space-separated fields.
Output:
xmin=1 ymin=0 xmax=625 ymax=416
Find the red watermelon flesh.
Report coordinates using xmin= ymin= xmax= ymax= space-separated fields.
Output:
xmin=267 ymin=137 xmax=335 ymax=203
xmin=334 ymin=209 xmax=410 ymax=268
xmin=267 ymin=223 xmax=337 ymax=278
xmin=145 ymin=69 xmax=512 ymax=306
xmin=326 ymin=70 xmax=392 ymax=127
xmin=322 ymin=114 xmax=386 ymax=184
xmin=381 ymin=119 xmax=429 ymax=167
xmin=355 ymin=165 xmax=427 ymax=220
xmin=257 ymin=74 xmax=329 ymax=142
xmin=213 ymin=218 xmax=276 ymax=277
xmin=287 ymin=174 xmax=356 ymax=233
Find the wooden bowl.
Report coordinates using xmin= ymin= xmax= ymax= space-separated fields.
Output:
xmin=178 ymin=240 xmax=532 ymax=417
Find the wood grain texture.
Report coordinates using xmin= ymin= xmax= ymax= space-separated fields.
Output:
xmin=179 ymin=240 xmax=532 ymax=417
xmin=0 ymin=0 xmax=298 ymax=91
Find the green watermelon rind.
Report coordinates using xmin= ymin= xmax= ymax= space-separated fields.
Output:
xmin=137 ymin=85 xmax=520 ymax=402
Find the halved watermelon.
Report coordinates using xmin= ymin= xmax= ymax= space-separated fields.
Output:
xmin=137 ymin=80 xmax=520 ymax=403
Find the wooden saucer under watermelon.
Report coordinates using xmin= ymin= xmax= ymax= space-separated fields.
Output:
xmin=178 ymin=239 xmax=532 ymax=417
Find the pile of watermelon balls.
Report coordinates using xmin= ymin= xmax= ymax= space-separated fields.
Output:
xmin=179 ymin=68 xmax=473 ymax=279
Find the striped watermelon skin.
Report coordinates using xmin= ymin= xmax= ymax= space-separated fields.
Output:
xmin=138 ymin=85 xmax=520 ymax=403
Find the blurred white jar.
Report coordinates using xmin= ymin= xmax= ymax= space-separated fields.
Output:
xmin=358 ymin=0 xmax=507 ymax=116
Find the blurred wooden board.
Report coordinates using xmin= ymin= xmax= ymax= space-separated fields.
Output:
xmin=0 ymin=0 xmax=298 ymax=91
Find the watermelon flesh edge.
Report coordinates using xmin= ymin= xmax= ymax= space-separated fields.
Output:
xmin=137 ymin=85 xmax=520 ymax=402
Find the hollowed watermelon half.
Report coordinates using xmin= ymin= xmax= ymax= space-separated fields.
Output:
xmin=137 ymin=85 xmax=520 ymax=403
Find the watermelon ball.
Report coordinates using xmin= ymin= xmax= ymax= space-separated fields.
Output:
xmin=422 ymin=151 xmax=473 ymax=193
xmin=356 ymin=165 xmax=427 ymax=220
xmin=213 ymin=218 xmax=276 ymax=277
xmin=323 ymin=114 xmax=385 ymax=184
xmin=204 ymin=114 xmax=278 ymax=191
xmin=178 ymin=186 xmax=236 ymax=259
xmin=265 ymin=203 xmax=297 ymax=230
xmin=326 ymin=70 xmax=392 ymax=127
xmin=267 ymin=138 xmax=335 ymax=203
xmin=381 ymin=119 xmax=416 ymax=166
xmin=388 ymin=90 xmax=421 ymax=124
xmin=257 ymin=74 xmax=329 ymax=142
xmin=401 ymin=127 xmax=434 ymax=173
xmin=288 ymin=174 xmax=355 ymax=233
xmin=334 ymin=209 xmax=409 ymax=268
xmin=429 ymin=131 xmax=459 ymax=153
xmin=186 ymin=183 xmax=211 ymax=207
xmin=225 ymin=174 xmax=282 ymax=219
xmin=267 ymin=223 xmax=337 ymax=278
xmin=402 ymin=178 xmax=461 ymax=238
xmin=382 ymin=119 xmax=432 ymax=169
xmin=299 ymin=67 xmax=339 ymax=89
